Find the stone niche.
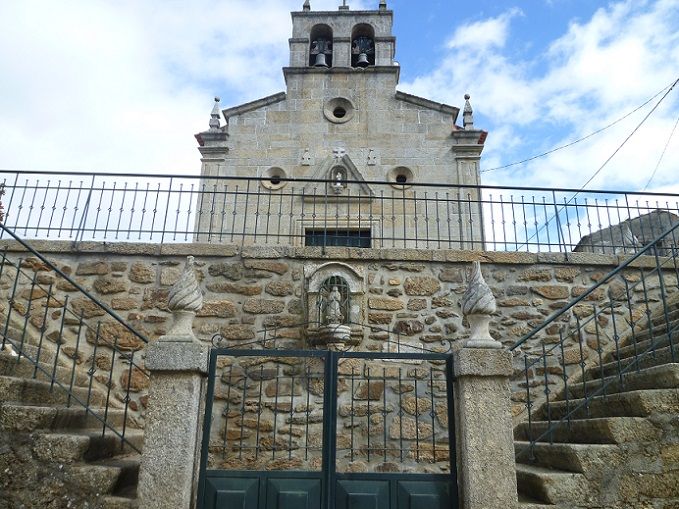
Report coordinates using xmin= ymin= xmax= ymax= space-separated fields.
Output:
xmin=304 ymin=262 xmax=365 ymax=347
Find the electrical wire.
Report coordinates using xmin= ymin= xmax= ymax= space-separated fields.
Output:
xmin=577 ymin=77 xmax=679 ymax=191
xmin=512 ymin=77 xmax=679 ymax=251
xmin=481 ymin=78 xmax=678 ymax=174
xmin=643 ymin=110 xmax=679 ymax=191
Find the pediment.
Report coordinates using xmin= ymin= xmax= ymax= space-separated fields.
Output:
xmin=301 ymin=153 xmax=374 ymax=201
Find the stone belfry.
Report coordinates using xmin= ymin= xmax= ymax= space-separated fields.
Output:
xmin=195 ymin=1 xmax=487 ymax=248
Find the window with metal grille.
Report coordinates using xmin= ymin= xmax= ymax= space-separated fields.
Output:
xmin=317 ymin=276 xmax=351 ymax=325
xmin=305 ymin=229 xmax=371 ymax=248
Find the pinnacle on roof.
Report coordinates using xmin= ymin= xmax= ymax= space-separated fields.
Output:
xmin=463 ymin=94 xmax=474 ymax=130
xmin=379 ymin=0 xmax=387 ymax=10
xmin=303 ymin=0 xmax=310 ymax=11
xmin=209 ymin=97 xmax=221 ymax=130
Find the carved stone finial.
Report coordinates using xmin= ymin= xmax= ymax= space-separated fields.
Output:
xmin=463 ymin=94 xmax=474 ymax=130
xmin=379 ymin=0 xmax=387 ymax=10
xmin=303 ymin=0 xmax=311 ymax=11
xmin=622 ymin=224 xmax=639 ymax=250
xmin=165 ymin=256 xmax=203 ymax=341
xmin=461 ymin=262 xmax=500 ymax=348
xmin=209 ymin=97 xmax=221 ymax=130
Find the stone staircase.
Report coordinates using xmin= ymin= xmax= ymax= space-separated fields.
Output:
xmin=0 ymin=316 xmax=142 ymax=508
xmin=514 ymin=300 xmax=679 ymax=508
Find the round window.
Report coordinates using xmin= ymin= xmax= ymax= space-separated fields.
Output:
xmin=261 ymin=167 xmax=288 ymax=190
xmin=323 ymin=98 xmax=355 ymax=124
xmin=387 ymin=166 xmax=414 ymax=189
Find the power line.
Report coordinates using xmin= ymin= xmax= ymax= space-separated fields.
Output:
xmin=577 ymin=77 xmax=679 ymax=191
xmin=643 ymin=110 xmax=679 ymax=191
xmin=511 ymin=77 xmax=679 ymax=251
xmin=481 ymin=78 xmax=678 ymax=174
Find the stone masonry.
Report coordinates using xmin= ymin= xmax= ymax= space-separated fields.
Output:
xmin=1 ymin=240 xmax=676 ymax=430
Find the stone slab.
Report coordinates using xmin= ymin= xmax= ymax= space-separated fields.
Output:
xmin=145 ymin=340 xmax=208 ymax=374
xmin=453 ymin=347 xmax=513 ymax=378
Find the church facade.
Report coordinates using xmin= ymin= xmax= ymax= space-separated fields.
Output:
xmin=195 ymin=1 xmax=487 ymax=249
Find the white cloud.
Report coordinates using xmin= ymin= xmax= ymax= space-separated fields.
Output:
xmin=400 ymin=0 xmax=679 ymax=192
xmin=446 ymin=8 xmax=523 ymax=50
xmin=0 ymin=0 xmax=367 ymax=174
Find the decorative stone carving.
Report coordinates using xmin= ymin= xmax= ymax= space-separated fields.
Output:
xmin=319 ymin=284 xmax=352 ymax=346
xmin=305 ymin=262 xmax=365 ymax=347
xmin=164 ymin=256 xmax=203 ymax=342
xmin=301 ymin=148 xmax=313 ymax=165
xmin=325 ymin=286 xmax=344 ymax=324
xmin=461 ymin=261 xmax=500 ymax=349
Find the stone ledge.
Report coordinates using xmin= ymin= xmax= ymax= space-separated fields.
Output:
xmin=0 ymin=239 xmax=638 ymax=269
xmin=453 ymin=347 xmax=512 ymax=378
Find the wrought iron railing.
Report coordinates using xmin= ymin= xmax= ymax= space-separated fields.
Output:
xmin=509 ymin=220 xmax=679 ymax=459
xmin=0 ymin=223 xmax=150 ymax=452
xmin=1 ymin=170 xmax=678 ymax=252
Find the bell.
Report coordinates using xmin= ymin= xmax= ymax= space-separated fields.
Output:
xmin=356 ymin=53 xmax=370 ymax=67
xmin=314 ymin=53 xmax=329 ymax=68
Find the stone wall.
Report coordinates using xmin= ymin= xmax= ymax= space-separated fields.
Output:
xmin=1 ymin=240 xmax=677 ymax=427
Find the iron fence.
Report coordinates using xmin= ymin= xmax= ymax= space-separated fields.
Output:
xmin=0 ymin=223 xmax=149 ymax=452
xmin=510 ymin=220 xmax=679 ymax=460
xmin=1 ymin=170 xmax=678 ymax=252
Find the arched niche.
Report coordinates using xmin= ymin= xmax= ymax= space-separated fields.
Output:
xmin=310 ymin=24 xmax=333 ymax=67
xmin=351 ymin=23 xmax=375 ymax=68
xmin=305 ymin=262 xmax=365 ymax=345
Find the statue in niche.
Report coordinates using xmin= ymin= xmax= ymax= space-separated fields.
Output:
xmin=325 ymin=286 xmax=344 ymax=324
xmin=333 ymin=169 xmax=345 ymax=194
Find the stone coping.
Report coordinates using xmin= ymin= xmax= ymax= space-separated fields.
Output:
xmin=1 ymin=239 xmax=665 ymax=268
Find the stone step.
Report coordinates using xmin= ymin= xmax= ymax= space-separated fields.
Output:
xmin=106 ymin=457 xmax=140 ymax=498
xmin=514 ymin=441 xmax=621 ymax=474
xmin=620 ymin=307 xmax=679 ymax=344
xmin=515 ymin=463 xmax=593 ymax=506
xmin=32 ymin=430 xmax=144 ymax=464
xmin=517 ymin=493 xmax=555 ymax=508
xmin=608 ymin=330 xmax=678 ymax=363
xmin=568 ymin=363 xmax=679 ymax=399
xmin=514 ymin=417 xmax=660 ymax=445
xmin=0 ymin=403 xmax=131 ymax=433
xmin=545 ymin=389 xmax=679 ymax=420
xmin=100 ymin=495 xmax=139 ymax=509
xmin=65 ymin=458 xmax=139 ymax=496
xmin=0 ymin=352 xmax=90 ymax=387
xmin=0 ymin=341 xmax=67 ymax=367
xmin=594 ymin=345 xmax=677 ymax=379
xmin=0 ymin=374 xmax=107 ymax=408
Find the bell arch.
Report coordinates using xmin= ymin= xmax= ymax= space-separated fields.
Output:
xmin=310 ymin=24 xmax=333 ymax=68
xmin=351 ymin=23 xmax=375 ymax=68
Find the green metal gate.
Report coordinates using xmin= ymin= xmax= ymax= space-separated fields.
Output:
xmin=197 ymin=349 xmax=457 ymax=509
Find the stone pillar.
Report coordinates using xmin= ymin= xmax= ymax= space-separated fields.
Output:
xmin=453 ymin=261 xmax=517 ymax=509
xmin=453 ymin=347 xmax=517 ymax=509
xmin=138 ymin=257 xmax=207 ymax=509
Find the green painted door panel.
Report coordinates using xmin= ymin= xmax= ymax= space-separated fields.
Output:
xmin=396 ymin=481 xmax=453 ymax=509
xmin=336 ymin=480 xmax=390 ymax=509
xmin=205 ymin=477 xmax=260 ymax=509
xmin=266 ymin=478 xmax=322 ymax=509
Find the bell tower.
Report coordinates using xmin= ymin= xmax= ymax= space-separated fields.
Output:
xmin=195 ymin=1 xmax=487 ymax=248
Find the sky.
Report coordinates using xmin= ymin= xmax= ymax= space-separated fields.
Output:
xmin=0 ymin=0 xmax=678 ymax=194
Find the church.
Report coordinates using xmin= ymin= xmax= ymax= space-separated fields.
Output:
xmin=194 ymin=0 xmax=487 ymax=249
